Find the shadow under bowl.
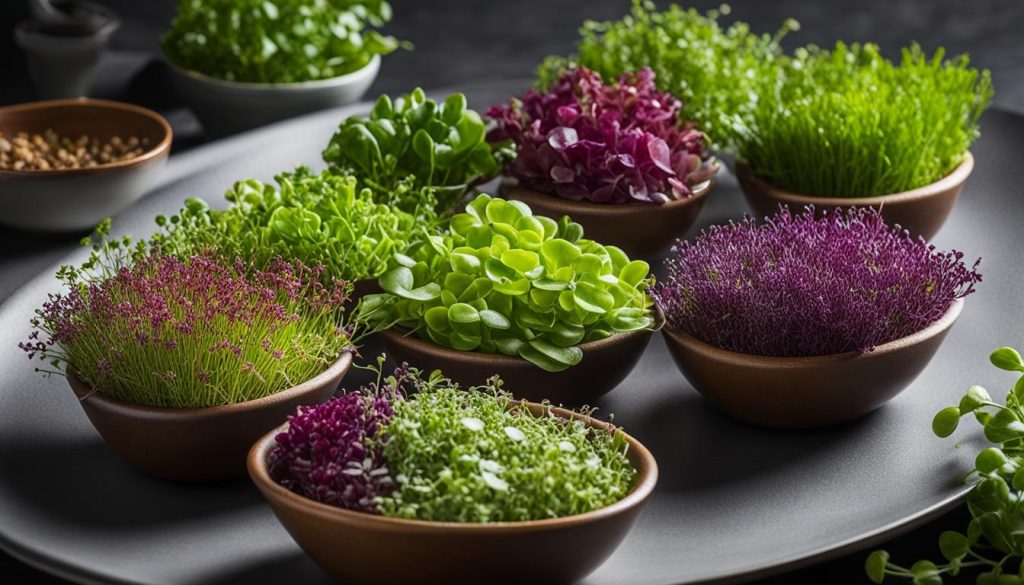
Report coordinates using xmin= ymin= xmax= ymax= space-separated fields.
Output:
xmin=67 ymin=353 xmax=352 ymax=482
xmin=248 ymin=402 xmax=659 ymax=585
xmin=737 ymin=152 xmax=974 ymax=241
xmin=661 ymin=299 xmax=964 ymax=429
xmin=0 ymin=98 xmax=172 ymax=232
xmin=500 ymin=179 xmax=713 ymax=259
xmin=167 ymin=55 xmax=380 ymax=137
xmin=381 ymin=328 xmax=652 ymax=406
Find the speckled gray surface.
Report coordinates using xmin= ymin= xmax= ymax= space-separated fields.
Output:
xmin=0 ymin=85 xmax=1020 ymax=585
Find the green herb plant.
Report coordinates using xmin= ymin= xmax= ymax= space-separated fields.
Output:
xmin=378 ymin=366 xmax=636 ymax=522
xmin=740 ymin=42 xmax=993 ymax=197
xmin=538 ymin=0 xmax=797 ymax=151
xmin=161 ymin=0 xmax=403 ymax=83
xmin=149 ymin=166 xmax=426 ymax=283
xmin=323 ymin=89 xmax=499 ymax=214
xmin=362 ymin=194 xmax=654 ymax=372
xmin=867 ymin=348 xmax=1024 ymax=585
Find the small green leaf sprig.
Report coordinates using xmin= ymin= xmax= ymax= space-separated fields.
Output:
xmin=867 ymin=348 xmax=1024 ymax=585
xmin=322 ymin=89 xmax=500 ymax=214
xmin=161 ymin=0 xmax=403 ymax=84
xmin=149 ymin=166 xmax=425 ymax=283
xmin=363 ymin=194 xmax=655 ymax=372
xmin=378 ymin=369 xmax=636 ymax=522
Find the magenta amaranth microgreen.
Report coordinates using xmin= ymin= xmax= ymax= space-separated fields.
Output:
xmin=651 ymin=207 xmax=982 ymax=357
xmin=487 ymin=67 xmax=717 ymax=204
xmin=268 ymin=359 xmax=410 ymax=512
xmin=21 ymin=224 xmax=355 ymax=408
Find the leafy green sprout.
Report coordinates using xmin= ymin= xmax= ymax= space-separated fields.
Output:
xmin=322 ymin=89 xmax=500 ymax=215
xmin=377 ymin=369 xmax=637 ymax=522
xmin=361 ymin=194 xmax=655 ymax=372
xmin=161 ymin=0 xmax=405 ymax=83
xmin=148 ymin=166 xmax=429 ymax=283
xmin=867 ymin=348 xmax=1024 ymax=584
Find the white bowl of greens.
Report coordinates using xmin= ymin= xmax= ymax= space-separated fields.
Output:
xmin=161 ymin=0 xmax=400 ymax=136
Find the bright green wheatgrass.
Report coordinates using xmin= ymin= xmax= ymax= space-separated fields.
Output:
xmin=377 ymin=375 xmax=636 ymax=523
xmin=739 ymin=42 xmax=993 ymax=197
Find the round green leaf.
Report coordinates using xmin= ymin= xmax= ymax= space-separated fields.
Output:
xmin=499 ymin=251 xmax=540 ymax=278
xmin=485 ymin=198 xmax=523 ymax=225
xmin=619 ymin=260 xmax=651 ymax=287
xmin=865 ymin=550 xmax=888 ymax=584
xmin=976 ymin=447 xmax=1009 ymax=474
xmin=991 ymin=347 xmax=1024 ymax=372
xmin=932 ymin=406 xmax=961 ymax=438
xmin=480 ymin=309 xmax=510 ymax=329
xmin=380 ymin=266 xmax=414 ymax=294
xmin=449 ymin=303 xmax=481 ymax=324
xmin=938 ymin=531 xmax=969 ymax=561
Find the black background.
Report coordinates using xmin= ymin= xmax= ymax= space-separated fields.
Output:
xmin=0 ymin=1 xmax=1019 ymax=583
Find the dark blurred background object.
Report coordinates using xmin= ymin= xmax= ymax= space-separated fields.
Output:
xmin=0 ymin=0 xmax=1019 ymax=583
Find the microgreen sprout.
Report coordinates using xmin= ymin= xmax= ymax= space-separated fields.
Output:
xmin=651 ymin=206 xmax=981 ymax=357
xmin=363 ymin=194 xmax=655 ymax=371
xmin=867 ymin=347 xmax=1024 ymax=584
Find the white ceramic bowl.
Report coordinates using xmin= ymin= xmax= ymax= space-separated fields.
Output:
xmin=0 ymin=98 xmax=172 ymax=232
xmin=168 ymin=55 xmax=381 ymax=136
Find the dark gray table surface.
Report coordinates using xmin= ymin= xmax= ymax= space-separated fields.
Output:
xmin=2 ymin=1 xmax=1023 ymax=583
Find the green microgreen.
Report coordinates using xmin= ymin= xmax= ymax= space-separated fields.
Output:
xmin=867 ymin=347 xmax=1024 ymax=584
xmin=149 ymin=166 xmax=430 ymax=283
xmin=362 ymin=194 xmax=655 ymax=372
xmin=739 ymin=42 xmax=993 ymax=197
xmin=161 ymin=0 xmax=404 ymax=83
xmin=377 ymin=369 xmax=636 ymax=522
xmin=322 ymin=89 xmax=500 ymax=215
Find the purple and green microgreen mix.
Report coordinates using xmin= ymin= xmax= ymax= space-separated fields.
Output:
xmin=269 ymin=359 xmax=636 ymax=522
xmin=21 ymin=221 xmax=355 ymax=408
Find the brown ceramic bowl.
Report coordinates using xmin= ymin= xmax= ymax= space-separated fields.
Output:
xmin=248 ymin=402 xmax=658 ymax=585
xmin=381 ymin=327 xmax=652 ymax=405
xmin=0 ymin=98 xmax=172 ymax=231
xmin=737 ymin=152 xmax=974 ymax=240
xmin=500 ymin=179 xmax=714 ymax=259
xmin=661 ymin=299 xmax=964 ymax=429
xmin=67 ymin=353 xmax=352 ymax=482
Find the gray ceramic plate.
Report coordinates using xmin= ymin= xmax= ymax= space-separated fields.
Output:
xmin=0 ymin=83 xmax=1020 ymax=585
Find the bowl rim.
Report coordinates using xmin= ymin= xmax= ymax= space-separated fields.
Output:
xmin=0 ymin=98 xmax=172 ymax=178
xmin=380 ymin=323 xmax=655 ymax=369
xmin=661 ymin=297 xmax=964 ymax=366
xmin=248 ymin=400 xmax=659 ymax=532
xmin=165 ymin=53 xmax=381 ymax=91
xmin=499 ymin=176 xmax=715 ymax=215
xmin=67 ymin=351 xmax=353 ymax=418
xmin=736 ymin=151 xmax=974 ymax=206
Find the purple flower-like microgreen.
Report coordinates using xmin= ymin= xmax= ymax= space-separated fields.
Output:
xmin=650 ymin=207 xmax=982 ymax=357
